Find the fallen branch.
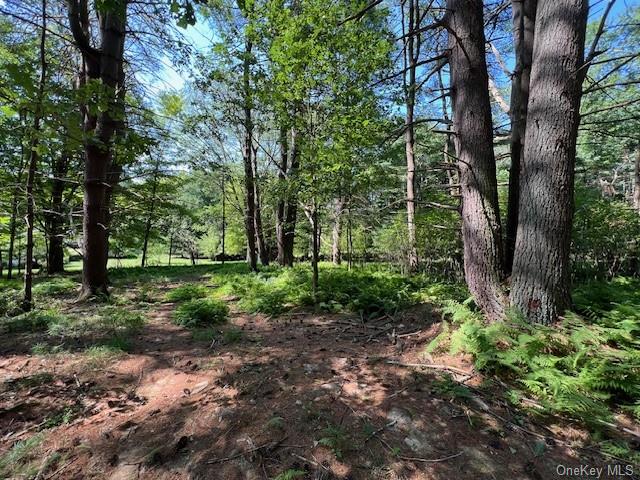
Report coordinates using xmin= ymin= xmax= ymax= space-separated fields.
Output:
xmin=385 ymin=360 xmax=472 ymax=376
xmin=399 ymin=451 xmax=463 ymax=463
xmin=206 ymin=437 xmax=287 ymax=464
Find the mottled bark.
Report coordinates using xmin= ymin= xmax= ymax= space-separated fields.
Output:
xmin=447 ymin=0 xmax=506 ymax=320
xmin=510 ymin=0 xmax=588 ymax=324
xmin=505 ymin=0 xmax=537 ymax=275
xmin=141 ymin=158 xmax=160 ymax=268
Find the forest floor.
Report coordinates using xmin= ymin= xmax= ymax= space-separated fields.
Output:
xmin=0 ymin=264 xmax=638 ymax=479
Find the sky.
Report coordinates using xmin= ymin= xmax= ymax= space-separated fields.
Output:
xmin=153 ymin=0 xmax=640 ymax=95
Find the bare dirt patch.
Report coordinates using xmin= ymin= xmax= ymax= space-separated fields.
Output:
xmin=0 ymin=300 xmax=631 ymax=479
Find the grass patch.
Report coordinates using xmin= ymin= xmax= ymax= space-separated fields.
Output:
xmin=83 ymin=345 xmax=126 ymax=368
xmin=1 ymin=309 xmax=69 ymax=333
xmin=0 ymin=433 xmax=44 ymax=479
xmin=174 ymin=298 xmax=229 ymax=328
xmin=191 ymin=328 xmax=217 ymax=343
xmin=223 ymin=327 xmax=243 ymax=343
xmin=32 ymin=277 xmax=78 ymax=296
xmin=165 ymin=283 xmax=209 ymax=302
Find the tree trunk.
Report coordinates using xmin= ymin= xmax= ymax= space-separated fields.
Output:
xmin=448 ymin=0 xmax=506 ymax=321
xmin=276 ymin=126 xmax=288 ymax=265
xmin=7 ymin=183 xmax=21 ymax=280
xmin=253 ymin=146 xmax=269 ymax=265
xmin=242 ymin=37 xmax=257 ymax=272
xmin=141 ymin=156 xmax=160 ymax=268
xmin=505 ymin=0 xmax=537 ymax=275
xmin=221 ymin=170 xmax=226 ymax=264
xmin=510 ymin=0 xmax=588 ymax=324
xmin=282 ymin=124 xmax=300 ymax=267
xmin=331 ymin=198 xmax=344 ymax=264
xmin=23 ymin=0 xmax=47 ymax=312
xmin=634 ymin=149 xmax=640 ymax=212
xmin=402 ymin=0 xmax=420 ymax=273
xmin=47 ymin=153 xmax=69 ymax=274
xmin=311 ymin=204 xmax=319 ymax=300
xmin=67 ymin=0 xmax=126 ymax=298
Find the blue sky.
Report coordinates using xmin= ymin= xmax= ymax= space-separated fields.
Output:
xmin=153 ymin=0 xmax=640 ymax=94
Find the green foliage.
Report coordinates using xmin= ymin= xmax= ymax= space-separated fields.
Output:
xmin=433 ymin=280 xmax=640 ymax=426
xmin=225 ymin=264 xmax=431 ymax=318
xmin=317 ymin=424 xmax=351 ymax=460
xmin=1 ymin=309 xmax=68 ymax=333
xmin=173 ymin=298 xmax=229 ymax=327
xmin=273 ymin=469 xmax=306 ymax=480
xmin=165 ymin=283 xmax=209 ymax=302
xmin=223 ymin=327 xmax=243 ymax=343
xmin=0 ymin=433 xmax=43 ymax=479
xmin=32 ymin=277 xmax=78 ymax=296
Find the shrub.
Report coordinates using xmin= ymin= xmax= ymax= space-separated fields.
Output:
xmin=1 ymin=309 xmax=68 ymax=333
xmin=32 ymin=277 xmax=78 ymax=296
xmin=174 ymin=298 xmax=229 ymax=327
xmin=431 ymin=290 xmax=640 ymax=426
xmin=165 ymin=283 xmax=209 ymax=302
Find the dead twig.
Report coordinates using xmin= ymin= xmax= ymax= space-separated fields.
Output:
xmin=385 ymin=360 xmax=472 ymax=376
xmin=399 ymin=451 xmax=463 ymax=463
xmin=206 ymin=437 xmax=287 ymax=464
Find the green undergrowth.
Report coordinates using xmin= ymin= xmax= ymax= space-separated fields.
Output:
xmin=212 ymin=264 xmax=459 ymax=318
xmin=173 ymin=298 xmax=229 ymax=327
xmin=428 ymin=277 xmax=640 ymax=436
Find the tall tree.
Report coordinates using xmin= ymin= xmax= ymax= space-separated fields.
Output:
xmin=22 ymin=0 xmax=48 ymax=311
xmin=447 ymin=0 xmax=506 ymax=320
xmin=401 ymin=0 xmax=420 ymax=272
xmin=504 ymin=0 xmax=536 ymax=275
xmin=66 ymin=0 xmax=127 ymax=297
xmin=510 ymin=0 xmax=588 ymax=324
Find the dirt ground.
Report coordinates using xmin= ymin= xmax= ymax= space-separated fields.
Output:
xmin=1 ymin=297 xmax=636 ymax=479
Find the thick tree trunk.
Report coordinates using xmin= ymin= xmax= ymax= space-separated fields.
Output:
xmin=23 ymin=0 xmax=47 ymax=312
xmin=505 ymin=0 xmax=537 ymax=275
xmin=331 ymin=198 xmax=344 ymax=265
xmin=634 ymin=150 xmax=640 ymax=212
xmin=242 ymin=38 xmax=258 ymax=272
xmin=276 ymin=126 xmax=288 ymax=265
xmin=282 ymin=124 xmax=300 ymax=267
xmin=510 ymin=0 xmax=588 ymax=324
xmin=448 ymin=0 xmax=506 ymax=320
xmin=403 ymin=0 xmax=420 ymax=273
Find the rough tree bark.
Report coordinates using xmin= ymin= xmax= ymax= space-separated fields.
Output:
xmin=22 ymin=0 xmax=47 ymax=311
xmin=402 ymin=0 xmax=420 ymax=272
xmin=242 ymin=36 xmax=258 ymax=272
xmin=505 ymin=0 xmax=537 ymax=275
xmin=331 ymin=197 xmax=344 ymax=265
xmin=276 ymin=126 xmax=288 ymax=265
xmin=510 ymin=0 xmax=588 ymax=324
xmin=447 ymin=0 xmax=506 ymax=320
xmin=66 ymin=0 xmax=127 ymax=297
